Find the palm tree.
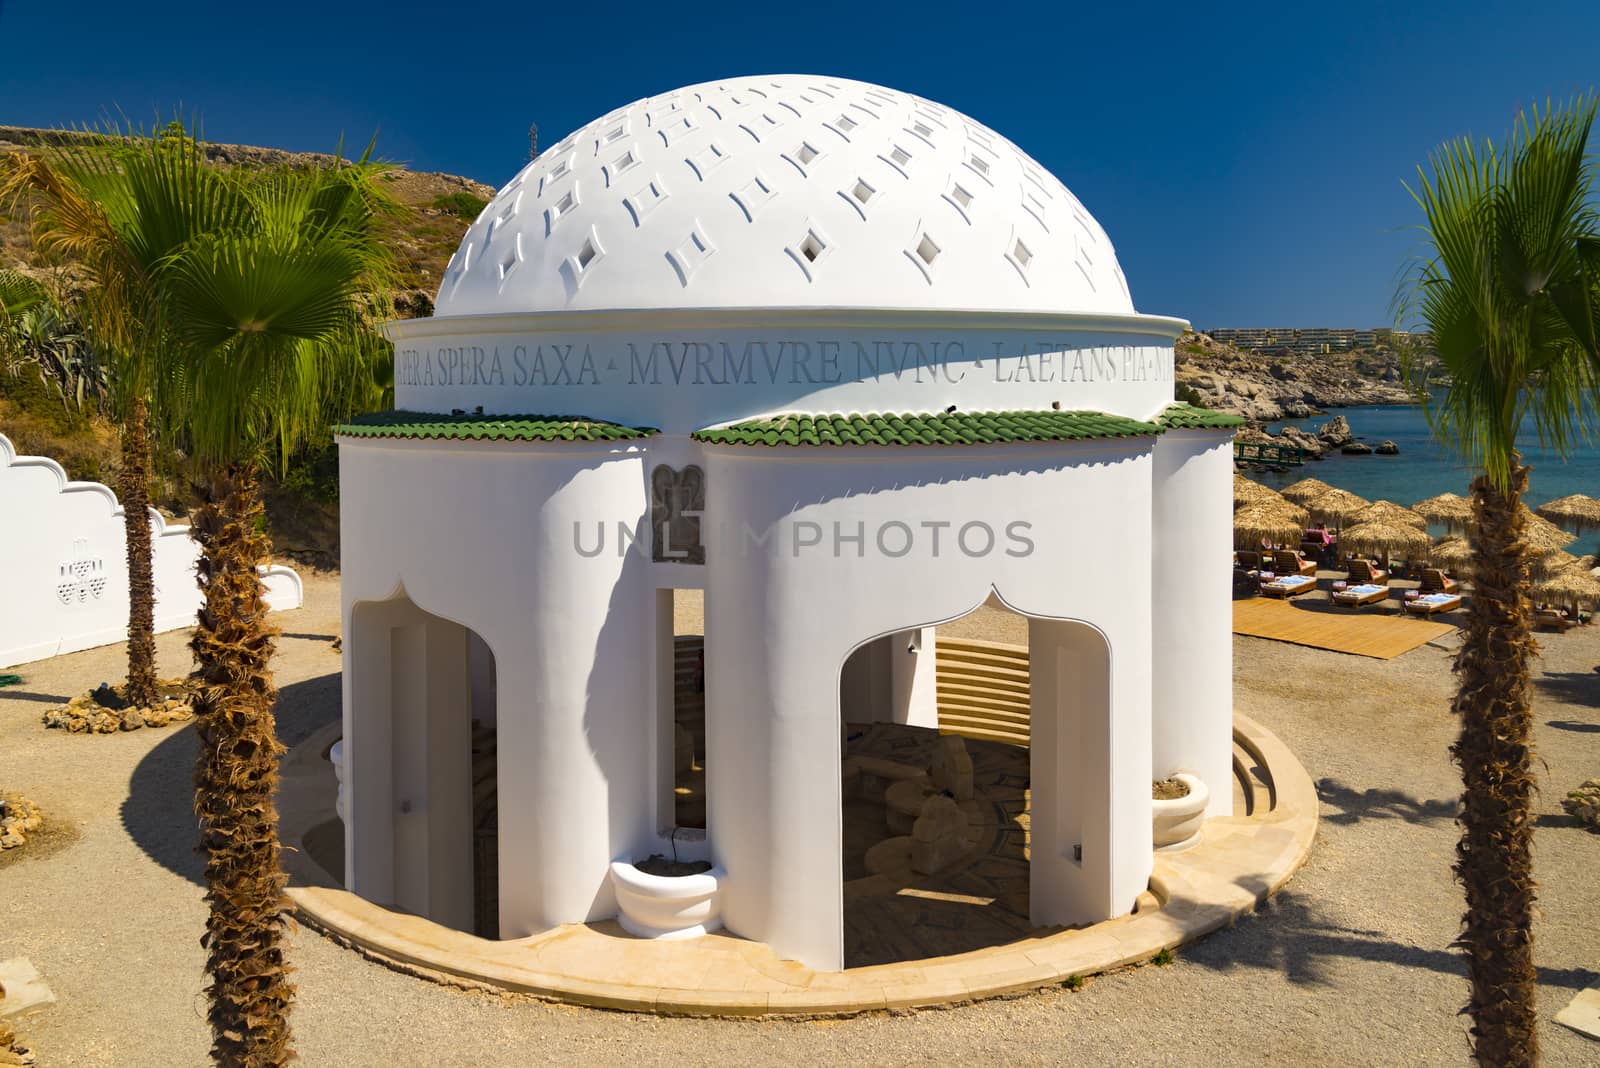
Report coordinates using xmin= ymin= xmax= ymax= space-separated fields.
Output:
xmin=1398 ymin=96 xmax=1600 ymax=1066
xmin=8 ymin=126 xmax=396 ymax=1066
xmin=1 ymin=126 xmax=223 ymax=709
xmin=155 ymin=144 xmax=397 ymax=1068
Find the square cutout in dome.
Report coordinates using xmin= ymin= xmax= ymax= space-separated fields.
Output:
xmin=942 ymin=180 xmax=975 ymax=223
xmin=1021 ymin=188 xmax=1050 ymax=232
xmin=559 ymin=226 xmax=606 ymax=295
xmin=666 ymin=225 xmax=716 ymax=288
xmin=905 ymin=231 xmax=941 ymax=283
xmin=544 ymin=183 xmax=581 ymax=235
xmin=497 ymin=233 xmax=524 ymax=285
xmin=623 ymin=176 xmax=670 ymax=227
xmin=687 ymin=141 xmax=729 ymax=181
xmin=1004 ymin=228 xmax=1033 ymax=285
xmin=838 ymin=177 xmax=877 ymax=221
xmin=730 ymin=174 xmax=777 ymax=222
xmin=604 ymin=148 xmax=640 ymax=187
xmin=784 ymin=222 xmax=833 ymax=281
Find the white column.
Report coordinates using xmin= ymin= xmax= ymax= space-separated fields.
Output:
xmin=889 ymin=627 xmax=938 ymax=729
xmin=1150 ymin=432 xmax=1235 ymax=817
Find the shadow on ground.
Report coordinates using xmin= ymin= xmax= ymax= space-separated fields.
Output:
xmin=120 ymin=670 xmax=341 ymax=885
xmin=0 ymin=689 xmax=73 ymax=705
xmin=1173 ymin=874 xmax=1598 ymax=993
xmin=1535 ymin=670 xmax=1600 ymax=708
xmin=1314 ymin=779 xmax=1457 ymax=826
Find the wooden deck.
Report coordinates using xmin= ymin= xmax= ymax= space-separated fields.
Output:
xmin=1232 ymin=597 xmax=1454 ymax=659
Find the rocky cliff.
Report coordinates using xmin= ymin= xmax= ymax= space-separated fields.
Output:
xmin=1175 ymin=331 xmax=1418 ymax=421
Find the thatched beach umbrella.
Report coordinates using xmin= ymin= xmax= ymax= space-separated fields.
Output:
xmin=1351 ymin=500 xmax=1429 ymax=530
xmin=1537 ymin=494 xmax=1600 ymax=535
xmin=1233 ymin=473 xmax=1283 ymax=510
xmin=1531 ymin=548 xmax=1583 ymax=578
xmin=1413 ymin=492 xmax=1474 ymax=531
xmin=1532 ymin=564 xmax=1600 ymax=610
xmin=1339 ymin=519 xmax=1433 ymax=561
xmin=1280 ymin=476 xmax=1336 ymax=506
xmin=1429 ymin=535 xmax=1475 ymax=574
xmin=1521 ymin=508 xmax=1578 ymax=554
xmin=1305 ymin=486 xmax=1369 ymax=526
xmin=1233 ymin=501 xmax=1309 ymax=549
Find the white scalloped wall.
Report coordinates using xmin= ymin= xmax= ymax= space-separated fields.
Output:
xmin=435 ymin=75 xmax=1135 ymax=317
xmin=0 ymin=433 xmax=303 ymax=668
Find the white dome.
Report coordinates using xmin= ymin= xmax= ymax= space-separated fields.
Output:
xmin=434 ymin=75 xmax=1136 ymax=318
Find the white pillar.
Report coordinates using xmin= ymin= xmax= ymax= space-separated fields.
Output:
xmin=1150 ymin=431 xmax=1235 ymax=817
xmin=889 ymin=627 xmax=938 ymax=729
xmin=1029 ymin=617 xmax=1150 ymax=926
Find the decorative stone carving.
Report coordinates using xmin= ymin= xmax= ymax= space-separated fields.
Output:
xmin=930 ymin=735 xmax=974 ymax=801
xmin=910 ymin=795 xmax=970 ymax=875
xmin=650 ymin=464 xmax=705 ymax=564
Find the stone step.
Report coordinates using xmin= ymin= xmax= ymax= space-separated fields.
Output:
xmin=937 ymin=701 xmax=1030 ymax=727
xmin=935 ymin=660 xmax=1030 ymax=686
xmin=934 ymin=681 xmax=1030 ymax=713
xmin=938 ymin=722 xmax=1029 ymax=747
xmin=937 ymin=642 xmax=1031 ymax=672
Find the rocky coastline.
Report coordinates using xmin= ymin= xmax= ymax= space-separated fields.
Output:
xmin=1175 ymin=331 xmax=1418 ymax=422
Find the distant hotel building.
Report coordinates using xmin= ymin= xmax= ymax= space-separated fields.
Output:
xmin=1203 ymin=327 xmax=1431 ymax=356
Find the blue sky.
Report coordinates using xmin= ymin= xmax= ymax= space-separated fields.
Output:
xmin=2 ymin=1 xmax=1596 ymax=327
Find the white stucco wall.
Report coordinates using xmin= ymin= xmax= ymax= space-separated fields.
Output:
xmin=1150 ymin=431 xmax=1235 ymax=817
xmin=388 ymin=311 xmax=1181 ymax=435
xmin=0 ymin=432 xmax=302 ymax=669
xmin=701 ymin=439 xmax=1156 ymax=970
xmin=337 ymin=435 xmax=658 ymax=934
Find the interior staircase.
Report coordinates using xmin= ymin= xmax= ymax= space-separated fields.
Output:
xmin=934 ymin=637 xmax=1031 ymax=747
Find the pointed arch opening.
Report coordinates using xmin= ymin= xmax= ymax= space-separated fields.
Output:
xmin=344 ymin=593 xmax=501 ymax=938
xmin=837 ymin=592 xmax=1112 ymax=967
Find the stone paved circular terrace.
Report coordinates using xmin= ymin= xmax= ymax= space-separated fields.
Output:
xmin=6 ymin=573 xmax=1600 ymax=1064
xmin=277 ymin=707 xmax=1317 ymax=1016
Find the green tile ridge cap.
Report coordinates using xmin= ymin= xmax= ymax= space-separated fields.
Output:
xmin=691 ymin=410 xmax=1164 ymax=447
xmin=1155 ymin=403 xmax=1247 ymax=430
xmin=334 ymin=410 xmax=659 ymax=442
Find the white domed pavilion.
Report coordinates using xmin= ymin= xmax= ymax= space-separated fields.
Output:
xmin=334 ymin=74 xmax=1242 ymax=972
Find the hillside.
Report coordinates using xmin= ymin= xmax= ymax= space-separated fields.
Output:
xmin=0 ymin=126 xmax=499 ymax=561
xmin=0 ymin=125 xmax=495 ymax=318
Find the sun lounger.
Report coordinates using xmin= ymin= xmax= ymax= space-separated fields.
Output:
xmin=1236 ymin=550 xmax=1262 ymax=570
xmin=1261 ymin=574 xmax=1317 ymax=598
xmin=1332 ymin=583 xmax=1389 ymax=609
xmin=1346 ymin=560 xmax=1389 ymax=585
xmin=1273 ymin=550 xmax=1318 ymax=577
xmin=1418 ymin=568 xmax=1460 ymax=595
xmin=1404 ymin=592 xmax=1461 ymax=617
xmin=1533 ymin=609 xmax=1579 ymax=632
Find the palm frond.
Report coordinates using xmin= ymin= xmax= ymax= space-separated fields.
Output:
xmin=1396 ymin=95 xmax=1600 ymax=491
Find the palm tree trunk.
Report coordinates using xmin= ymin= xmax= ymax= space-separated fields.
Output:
xmin=1456 ymin=461 xmax=1540 ymax=1066
xmin=189 ymin=462 xmax=294 ymax=1067
xmin=121 ymin=396 xmax=159 ymax=708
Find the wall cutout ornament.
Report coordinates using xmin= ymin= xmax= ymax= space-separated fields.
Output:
xmin=56 ymin=540 xmax=107 ymax=606
xmin=651 ymin=464 xmax=705 ymax=564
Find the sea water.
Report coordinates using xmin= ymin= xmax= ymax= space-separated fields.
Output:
xmin=1252 ymin=400 xmax=1600 ymax=512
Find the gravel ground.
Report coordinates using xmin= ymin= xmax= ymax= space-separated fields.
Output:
xmin=2 ymin=574 xmax=1598 ymax=1066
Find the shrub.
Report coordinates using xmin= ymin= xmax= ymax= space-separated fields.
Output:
xmin=431 ymin=192 xmax=488 ymax=219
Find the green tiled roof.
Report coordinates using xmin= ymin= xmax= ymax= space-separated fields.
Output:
xmin=691 ymin=410 xmax=1163 ymax=447
xmin=1156 ymin=403 xmax=1247 ymax=430
xmin=334 ymin=410 xmax=658 ymax=442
